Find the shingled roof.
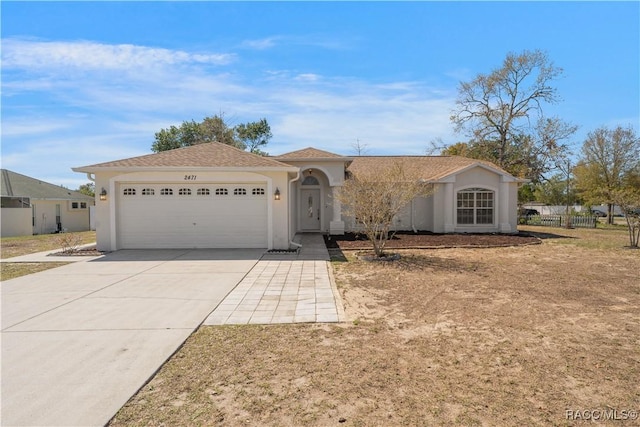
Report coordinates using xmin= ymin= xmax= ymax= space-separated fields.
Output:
xmin=346 ymin=156 xmax=515 ymax=181
xmin=274 ymin=147 xmax=346 ymax=160
xmin=1 ymin=169 xmax=93 ymax=200
xmin=74 ymin=142 xmax=294 ymax=171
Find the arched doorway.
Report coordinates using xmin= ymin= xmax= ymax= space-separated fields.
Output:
xmin=299 ymin=174 xmax=321 ymax=231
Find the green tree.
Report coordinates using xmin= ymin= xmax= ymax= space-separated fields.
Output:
xmin=235 ymin=118 xmax=272 ymax=155
xmin=151 ymin=114 xmax=271 ymax=153
xmin=200 ymin=115 xmax=241 ymax=148
xmin=574 ymin=125 xmax=640 ymax=224
xmin=76 ymin=182 xmax=95 ymax=197
xmin=449 ymin=49 xmax=577 ymax=183
xmin=533 ymin=174 xmax=579 ymax=206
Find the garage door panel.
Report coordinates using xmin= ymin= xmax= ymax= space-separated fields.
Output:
xmin=117 ymin=184 xmax=268 ymax=249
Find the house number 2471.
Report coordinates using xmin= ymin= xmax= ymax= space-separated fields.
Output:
xmin=184 ymin=175 xmax=197 ymax=181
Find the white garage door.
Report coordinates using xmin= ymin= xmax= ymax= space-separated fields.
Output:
xmin=117 ymin=183 xmax=268 ymax=249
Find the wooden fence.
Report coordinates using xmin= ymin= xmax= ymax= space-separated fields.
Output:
xmin=519 ymin=214 xmax=597 ymax=229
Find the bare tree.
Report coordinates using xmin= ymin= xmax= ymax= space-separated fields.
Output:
xmin=351 ymin=139 xmax=369 ymax=156
xmin=337 ymin=160 xmax=433 ymax=258
xmin=450 ymin=49 xmax=576 ymax=182
xmin=613 ymin=188 xmax=640 ymax=248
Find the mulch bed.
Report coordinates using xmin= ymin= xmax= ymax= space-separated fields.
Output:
xmin=48 ymin=246 xmax=106 ymax=257
xmin=324 ymin=231 xmax=541 ymax=250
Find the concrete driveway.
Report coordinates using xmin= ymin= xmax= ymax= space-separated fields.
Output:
xmin=1 ymin=249 xmax=262 ymax=427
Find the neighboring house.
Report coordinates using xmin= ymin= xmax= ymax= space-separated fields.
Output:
xmin=1 ymin=169 xmax=95 ymax=237
xmin=73 ymin=143 xmax=525 ymax=251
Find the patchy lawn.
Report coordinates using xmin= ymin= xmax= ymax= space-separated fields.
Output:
xmin=0 ymin=262 xmax=71 ymax=281
xmin=0 ymin=231 xmax=96 ymax=280
xmin=0 ymin=231 xmax=96 ymax=259
xmin=110 ymin=227 xmax=639 ymax=426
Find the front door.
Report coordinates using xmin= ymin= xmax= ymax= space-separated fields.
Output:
xmin=300 ymin=189 xmax=321 ymax=230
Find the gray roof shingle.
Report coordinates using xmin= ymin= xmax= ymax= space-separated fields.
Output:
xmin=274 ymin=147 xmax=346 ymax=159
xmin=75 ymin=142 xmax=293 ymax=170
xmin=346 ymin=156 xmax=514 ymax=181
xmin=1 ymin=169 xmax=93 ymax=200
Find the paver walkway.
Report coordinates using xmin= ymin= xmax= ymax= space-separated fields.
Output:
xmin=204 ymin=233 xmax=346 ymax=325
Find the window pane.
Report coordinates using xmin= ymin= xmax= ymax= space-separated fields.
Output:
xmin=457 ymin=208 xmax=474 ymax=224
xmin=457 ymin=189 xmax=494 ymax=225
xmin=302 ymin=176 xmax=319 ymax=186
xmin=476 ymin=208 xmax=493 ymax=224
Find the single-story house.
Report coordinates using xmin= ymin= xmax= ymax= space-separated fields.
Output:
xmin=1 ymin=169 xmax=95 ymax=237
xmin=73 ymin=143 xmax=524 ymax=251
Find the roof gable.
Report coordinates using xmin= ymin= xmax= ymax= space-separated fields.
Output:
xmin=274 ymin=147 xmax=345 ymax=159
xmin=1 ymin=169 xmax=93 ymax=200
xmin=75 ymin=142 xmax=292 ymax=170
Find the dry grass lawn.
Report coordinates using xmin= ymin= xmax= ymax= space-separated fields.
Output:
xmin=0 ymin=231 xmax=96 ymax=280
xmin=0 ymin=231 xmax=96 ymax=259
xmin=109 ymin=226 xmax=639 ymax=426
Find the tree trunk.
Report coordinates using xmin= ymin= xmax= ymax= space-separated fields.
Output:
xmin=607 ymin=203 xmax=613 ymax=225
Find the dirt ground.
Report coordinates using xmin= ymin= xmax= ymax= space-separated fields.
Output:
xmin=109 ymin=226 xmax=639 ymax=426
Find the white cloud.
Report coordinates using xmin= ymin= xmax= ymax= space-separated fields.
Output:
xmin=241 ymin=37 xmax=280 ymax=50
xmin=295 ymin=73 xmax=321 ymax=82
xmin=0 ymin=117 xmax=73 ymax=137
xmin=2 ymin=38 xmax=458 ymax=184
xmin=1 ymin=38 xmax=235 ymax=72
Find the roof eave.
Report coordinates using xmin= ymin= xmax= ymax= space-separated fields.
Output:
xmin=72 ymin=165 xmax=299 ymax=174
xmin=275 ymin=157 xmax=354 ymax=163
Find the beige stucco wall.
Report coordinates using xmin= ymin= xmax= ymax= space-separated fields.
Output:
xmin=281 ymin=160 xmax=347 ymax=235
xmin=506 ymin=181 xmax=519 ymax=231
xmin=386 ymin=196 xmax=431 ymax=232
xmin=92 ymin=169 xmax=291 ymax=251
xmin=1 ymin=208 xmax=32 ymax=237
xmin=452 ymin=167 xmax=502 ymax=233
xmin=32 ymin=199 xmax=92 ymax=234
xmin=343 ymin=165 xmax=519 ymax=234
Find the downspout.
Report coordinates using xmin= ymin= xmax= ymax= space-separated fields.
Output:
xmin=411 ymin=199 xmax=418 ymax=233
xmin=85 ymin=173 xmax=96 ymax=232
xmin=288 ymin=169 xmax=301 ymax=249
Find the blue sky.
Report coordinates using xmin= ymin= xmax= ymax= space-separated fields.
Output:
xmin=2 ymin=1 xmax=639 ymax=188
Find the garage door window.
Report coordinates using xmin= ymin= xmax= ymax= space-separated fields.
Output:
xmin=234 ymin=188 xmax=247 ymax=196
xmin=123 ymin=188 xmax=136 ymax=196
xmin=252 ymin=188 xmax=265 ymax=195
xmin=142 ymin=188 xmax=155 ymax=196
xmin=197 ymin=188 xmax=210 ymax=196
xmin=178 ymin=188 xmax=192 ymax=196
xmin=215 ymin=188 xmax=228 ymax=196
xmin=160 ymin=188 xmax=173 ymax=196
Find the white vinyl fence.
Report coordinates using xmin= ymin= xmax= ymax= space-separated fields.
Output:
xmin=519 ymin=214 xmax=597 ymax=229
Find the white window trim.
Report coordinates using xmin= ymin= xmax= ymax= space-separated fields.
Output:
xmin=456 ymin=187 xmax=495 ymax=226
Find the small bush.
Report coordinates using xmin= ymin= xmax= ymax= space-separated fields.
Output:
xmin=57 ymin=232 xmax=83 ymax=254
